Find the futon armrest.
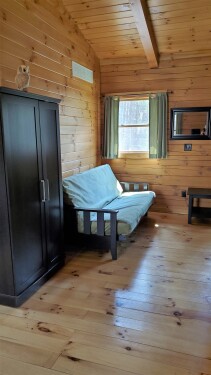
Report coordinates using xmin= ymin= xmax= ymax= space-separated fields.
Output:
xmin=120 ymin=181 xmax=149 ymax=192
xmin=72 ymin=207 xmax=118 ymax=239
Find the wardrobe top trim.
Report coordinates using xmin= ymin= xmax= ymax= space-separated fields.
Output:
xmin=0 ymin=87 xmax=61 ymax=103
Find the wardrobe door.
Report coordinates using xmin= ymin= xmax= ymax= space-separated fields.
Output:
xmin=0 ymin=115 xmax=14 ymax=295
xmin=1 ymin=94 xmax=46 ymax=294
xmin=39 ymin=101 xmax=63 ymax=268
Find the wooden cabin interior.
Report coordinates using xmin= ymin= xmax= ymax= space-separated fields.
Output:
xmin=0 ymin=0 xmax=211 ymax=374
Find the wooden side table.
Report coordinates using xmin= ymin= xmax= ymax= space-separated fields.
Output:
xmin=187 ymin=188 xmax=211 ymax=224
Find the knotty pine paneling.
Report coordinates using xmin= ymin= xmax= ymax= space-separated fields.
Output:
xmin=0 ymin=0 xmax=100 ymax=177
xmin=148 ymin=0 xmax=211 ymax=56
xmin=101 ymin=54 xmax=211 ymax=214
xmin=62 ymin=0 xmax=211 ymax=60
xmin=62 ymin=0 xmax=145 ymax=60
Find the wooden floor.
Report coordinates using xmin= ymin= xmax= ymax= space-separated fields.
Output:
xmin=1 ymin=213 xmax=211 ymax=375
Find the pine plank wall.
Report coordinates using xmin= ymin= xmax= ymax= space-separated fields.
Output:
xmin=0 ymin=0 xmax=101 ymax=178
xmin=101 ymin=55 xmax=211 ymax=214
xmin=1 ymin=0 xmax=211 ymax=215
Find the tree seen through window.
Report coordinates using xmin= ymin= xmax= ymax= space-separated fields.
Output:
xmin=118 ymin=99 xmax=149 ymax=152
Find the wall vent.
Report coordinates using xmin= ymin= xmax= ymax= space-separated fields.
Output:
xmin=72 ymin=61 xmax=93 ymax=84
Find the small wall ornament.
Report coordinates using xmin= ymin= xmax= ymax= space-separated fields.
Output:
xmin=15 ymin=65 xmax=30 ymax=91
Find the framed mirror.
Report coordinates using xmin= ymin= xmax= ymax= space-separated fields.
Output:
xmin=170 ymin=107 xmax=211 ymax=140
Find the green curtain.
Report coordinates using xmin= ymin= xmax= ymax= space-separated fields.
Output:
xmin=149 ymin=93 xmax=167 ymax=159
xmin=102 ymin=96 xmax=119 ymax=159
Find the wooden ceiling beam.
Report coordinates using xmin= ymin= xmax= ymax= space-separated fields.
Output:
xmin=129 ymin=0 xmax=159 ymax=68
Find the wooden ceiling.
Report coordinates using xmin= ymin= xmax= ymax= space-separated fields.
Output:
xmin=61 ymin=0 xmax=211 ymax=66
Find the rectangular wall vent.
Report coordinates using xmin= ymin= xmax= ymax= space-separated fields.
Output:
xmin=72 ymin=61 xmax=93 ymax=84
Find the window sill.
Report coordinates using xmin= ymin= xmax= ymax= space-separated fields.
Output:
xmin=118 ymin=152 xmax=149 ymax=159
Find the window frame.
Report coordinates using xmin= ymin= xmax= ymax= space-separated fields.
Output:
xmin=118 ymin=96 xmax=149 ymax=157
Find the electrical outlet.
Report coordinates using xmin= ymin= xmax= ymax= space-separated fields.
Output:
xmin=181 ymin=190 xmax=186 ymax=198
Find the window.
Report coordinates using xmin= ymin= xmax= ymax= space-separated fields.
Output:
xmin=102 ymin=93 xmax=167 ymax=159
xmin=118 ymin=98 xmax=149 ymax=153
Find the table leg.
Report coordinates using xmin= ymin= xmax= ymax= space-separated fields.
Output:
xmin=188 ymin=196 xmax=193 ymax=224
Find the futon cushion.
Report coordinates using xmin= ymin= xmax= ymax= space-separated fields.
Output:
xmin=77 ymin=191 xmax=155 ymax=236
xmin=63 ymin=164 xmax=123 ymax=209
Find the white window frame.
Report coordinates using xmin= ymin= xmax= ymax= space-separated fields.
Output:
xmin=118 ymin=96 xmax=149 ymax=157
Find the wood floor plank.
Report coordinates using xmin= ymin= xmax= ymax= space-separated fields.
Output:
xmin=2 ymin=314 xmax=75 ymax=341
xmin=53 ymin=342 xmax=191 ymax=375
xmin=47 ymin=266 xmax=211 ymax=291
xmin=0 ymin=338 xmax=58 ymax=368
xmin=8 ymin=297 xmax=211 ymax=358
xmin=46 ymin=272 xmax=211 ymax=313
xmin=58 ymin=331 xmax=211 ymax=374
xmin=52 ymin=354 xmax=139 ymax=375
xmin=83 ymin=311 xmax=211 ymax=358
xmin=0 ymin=324 xmax=68 ymax=353
xmin=29 ymin=284 xmax=211 ymax=325
xmin=63 ymin=259 xmax=211 ymax=286
xmin=0 ymin=213 xmax=211 ymax=374
xmin=69 ymin=263 xmax=211 ymax=283
xmin=60 ymin=265 xmax=210 ymax=303
xmin=0 ymin=356 xmax=67 ymax=375
xmin=65 ymin=246 xmax=211 ymax=267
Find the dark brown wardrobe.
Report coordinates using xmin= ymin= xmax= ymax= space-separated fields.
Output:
xmin=0 ymin=88 xmax=64 ymax=307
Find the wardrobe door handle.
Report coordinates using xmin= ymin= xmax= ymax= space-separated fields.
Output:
xmin=46 ymin=179 xmax=50 ymax=201
xmin=40 ymin=180 xmax=46 ymax=202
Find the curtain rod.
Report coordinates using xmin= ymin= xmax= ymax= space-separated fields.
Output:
xmin=101 ymin=90 xmax=173 ymax=97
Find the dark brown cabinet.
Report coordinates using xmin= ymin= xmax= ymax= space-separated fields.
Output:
xmin=0 ymin=88 xmax=64 ymax=307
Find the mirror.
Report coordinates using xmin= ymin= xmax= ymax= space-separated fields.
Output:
xmin=170 ymin=107 xmax=211 ymax=140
